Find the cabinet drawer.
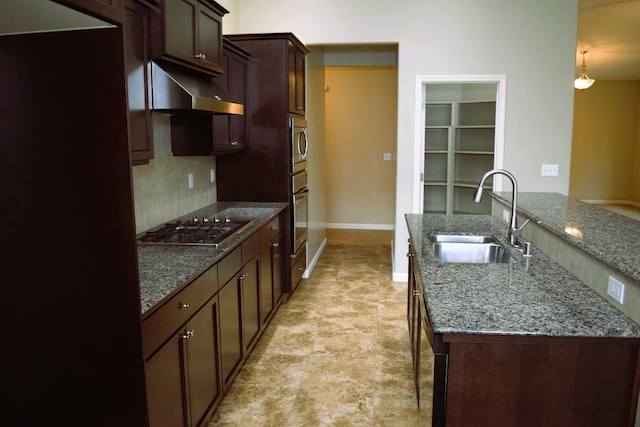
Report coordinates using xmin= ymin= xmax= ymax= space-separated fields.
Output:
xmin=260 ymin=217 xmax=280 ymax=246
xmin=219 ymin=246 xmax=242 ymax=285
xmin=142 ymin=264 xmax=218 ymax=358
xmin=291 ymin=245 xmax=306 ymax=289
xmin=242 ymin=232 xmax=260 ymax=264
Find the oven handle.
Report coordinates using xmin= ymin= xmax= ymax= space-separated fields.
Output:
xmin=293 ymin=188 xmax=309 ymax=202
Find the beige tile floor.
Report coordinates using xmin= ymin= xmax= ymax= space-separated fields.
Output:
xmin=207 ymin=229 xmax=433 ymax=426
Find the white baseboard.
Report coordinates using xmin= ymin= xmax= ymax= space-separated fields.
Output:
xmin=302 ymin=238 xmax=327 ymax=278
xmin=393 ymin=272 xmax=408 ymax=282
xmin=326 ymin=222 xmax=394 ymax=230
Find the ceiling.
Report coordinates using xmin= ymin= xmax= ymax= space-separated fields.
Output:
xmin=577 ymin=0 xmax=640 ymax=80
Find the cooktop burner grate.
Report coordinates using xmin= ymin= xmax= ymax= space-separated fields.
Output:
xmin=137 ymin=217 xmax=252 ymax=246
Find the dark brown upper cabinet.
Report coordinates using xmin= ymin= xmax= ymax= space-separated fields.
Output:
xmin=150 ymin=0 xmax=227 ymax=76
xmin=288 ymin=43 xmax=306 ymax=116
xmin=124 ymin=0 xmax=155 ymax=165
xmin=54 ymin=0 xmax=124 ymax=23
xmin=170 ymin=39 xmax=250 ymax=156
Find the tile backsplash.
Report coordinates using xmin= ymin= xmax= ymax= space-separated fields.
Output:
xmin=131 ymin=114 xmax=217 ymax=234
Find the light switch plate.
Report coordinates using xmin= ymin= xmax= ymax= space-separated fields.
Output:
xmin=188 ymin=173 xmax=194 ymax=189
xmin=383 ymin=153 xmax=392 ymax=161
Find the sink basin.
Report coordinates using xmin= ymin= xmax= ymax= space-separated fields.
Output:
xmin=433 ymin=241 xmax=517 ymax=264
xmin=430 ymin=234 xmax=497 ymax=244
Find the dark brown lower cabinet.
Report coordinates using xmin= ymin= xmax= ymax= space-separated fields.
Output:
xmin=242 ymin=255 xmax=261 ymax=353
xmin=407 ymin=242 xmax=640 ymax=427
xmin=219 ymin=274 xmax=243 ymax=387
xmin=145 ymin=295 xmax=221 ymax=427
xmin=144 ymin=213 xmax=285 ymax=424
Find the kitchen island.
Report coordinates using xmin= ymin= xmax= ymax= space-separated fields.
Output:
xmin=406 ymin=211 xmax=640 ymax=427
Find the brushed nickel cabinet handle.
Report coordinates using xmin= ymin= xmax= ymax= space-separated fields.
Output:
xmin=178 ymin=303 xmax=191 ymax=309
xmin=181 ymin=330 xmax=195 ymax=340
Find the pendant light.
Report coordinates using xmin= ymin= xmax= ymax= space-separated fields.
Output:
xmin=574 ymin=51 xmax=595 ymax=90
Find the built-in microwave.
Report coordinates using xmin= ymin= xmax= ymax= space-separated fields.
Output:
xmin=289 ymin=116 xmax=308 ymax=173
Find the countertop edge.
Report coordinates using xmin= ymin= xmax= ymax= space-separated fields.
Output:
xmin=490 ymin=192 xmax=640 ymax=282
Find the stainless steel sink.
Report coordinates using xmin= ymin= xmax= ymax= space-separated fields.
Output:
xmin=429 ymin=235 xmax=517 ymax=264
xmin=430 ymin=234 xmax=497 ymax=244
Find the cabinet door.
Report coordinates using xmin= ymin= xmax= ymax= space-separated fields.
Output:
xmin=260 ymin=235 xmax=282 ymax=324
xmin=124 ymin=0 xmax=154 ymax=165
xmin=186 ymin=295 xmax=222 ymax=427
xmin=272 ymin=235 xmax=284 ymax=305
xmin=219 ymin=277 xmax=243 ymax=386
xmin=288 ymin=45 xmax=305 ymax=115
xmin=228 ymin=53 xmax=248 ymax=149
xmin=407 ymin=250 xmax=422 ymax=401
xmin=164 ymin=0 xmax=198 ymax=65
xmin=241 ymin=256 xmax=260 ymax=352
xmin=212 ymin=47 xmax=248 ymax=153
xmin=295 ymin=50 xmax=306 ymax=114
xmin=259 ymin=243 xmax=274 ymax=325
xmin=197 ymin=1 xmax=223 ymax=73
xmin=145 ymin=334 xmax=188 ymax=427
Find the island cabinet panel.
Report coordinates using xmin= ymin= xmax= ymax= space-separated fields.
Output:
xmin=151 ymin=0 xmax=227 ymax=75
xmin=444 ymin=336 xmax=640 ymax=427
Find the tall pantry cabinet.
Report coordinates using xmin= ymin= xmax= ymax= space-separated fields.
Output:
xmin=216 ymin=33 xmax=309 ymax=294
xmin=423 ymin=84 xmax=497 ymax=215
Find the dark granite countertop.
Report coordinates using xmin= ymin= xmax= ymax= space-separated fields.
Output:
xmin=492 ymin=192 xmax=639 ymax=282
xmin=137 ymin=202 xmax=287 ymax=314
xmin=405 ymin=213 xmax=640 ymax=338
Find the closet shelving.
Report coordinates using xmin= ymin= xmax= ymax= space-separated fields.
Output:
xmin=424 ymin=100 xmax=496 ymax=214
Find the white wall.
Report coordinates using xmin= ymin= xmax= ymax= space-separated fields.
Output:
xmin=227 ymin=0 xmax=578 ymax=279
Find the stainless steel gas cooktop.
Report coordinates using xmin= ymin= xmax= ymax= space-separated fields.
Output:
xmin=137 ymin=215 xmax=252 ymax=247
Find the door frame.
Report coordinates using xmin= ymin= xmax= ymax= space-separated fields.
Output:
xmin=413 ymin=75 xmax=507 ymax=213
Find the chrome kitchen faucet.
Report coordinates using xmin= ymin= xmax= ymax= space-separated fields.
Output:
xmin=473 ymin=169 xmax=531 ymax=255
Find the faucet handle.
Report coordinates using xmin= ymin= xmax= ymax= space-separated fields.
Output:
xmin=518 ymin=218 xmax=530 ymax=230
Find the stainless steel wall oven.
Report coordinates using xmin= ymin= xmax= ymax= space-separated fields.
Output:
xmin=290 ymin=116 xmax=308 ymax=255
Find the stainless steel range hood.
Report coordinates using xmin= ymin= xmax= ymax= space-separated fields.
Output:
xmin=151 ymin=61 xmax=244 ymax=115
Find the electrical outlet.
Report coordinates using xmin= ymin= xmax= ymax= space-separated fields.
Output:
xmin=541 ymin=164 xmax=559 ymax=176
xmin=210 ymin=168 xmax=215 ymax=183
xmin=607 ymin=276 xmax=625 ymax=304
xmin=188 ymin=173 xmax=194 ymax=189
xmin=383 ymin=153 xmax=392 ymax=161
xmin=502 ymin=209 xmax=509 ymax=222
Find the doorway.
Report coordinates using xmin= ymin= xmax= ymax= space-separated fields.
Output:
xmin=414 ymin=76 xmax=507 ymax=214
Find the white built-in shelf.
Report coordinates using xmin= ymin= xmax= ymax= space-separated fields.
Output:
xmin=423 ymin=99 xmax=496 ymax=215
